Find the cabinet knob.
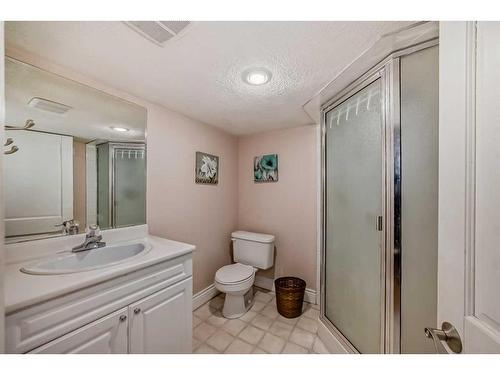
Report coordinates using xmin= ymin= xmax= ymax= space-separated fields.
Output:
xmin=119 ymin=315 xmax=127 ymax=322
xmin=134 ymin=308 xmax=141 ymax=314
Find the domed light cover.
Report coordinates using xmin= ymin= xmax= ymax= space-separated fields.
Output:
xmin=242 ymin=68 xmax=272 ymax=86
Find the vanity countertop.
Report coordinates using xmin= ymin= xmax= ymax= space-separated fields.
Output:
xmin=4 ymin=233 xmax=195 ymax=314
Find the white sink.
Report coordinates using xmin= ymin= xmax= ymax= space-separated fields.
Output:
xmin=21 ymin=242 xmax=149 ymax=275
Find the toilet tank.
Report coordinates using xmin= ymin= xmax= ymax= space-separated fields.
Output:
xmin=231 ymin=231 xmax=275 ymax=270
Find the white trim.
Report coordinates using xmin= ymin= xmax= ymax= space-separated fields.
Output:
xmin=304 ymin=288 xmax=317 ymax=305
xmin=317 ymin=318 xmax=352 ymax=354
xmin=315 ymin=123 xmax=322 ymax=306
xmin=192 ymin=283 xmax=220 ymax=311
xmin=254 ymin=276 xmax=318 ymax=305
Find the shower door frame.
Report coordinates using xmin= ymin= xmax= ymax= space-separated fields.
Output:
xmin=320 ymin=39 xmax=438 ymax=354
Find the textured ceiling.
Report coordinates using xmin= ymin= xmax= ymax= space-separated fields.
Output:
xmin=5 ymin=21 xmax=415 ymax=135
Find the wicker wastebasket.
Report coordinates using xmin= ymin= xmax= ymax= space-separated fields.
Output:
xmin=274 ymin=277 xmax=306 ymax=318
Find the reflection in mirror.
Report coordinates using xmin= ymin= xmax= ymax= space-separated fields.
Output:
xmin=4 ymin=57 xmax=147 ymax=242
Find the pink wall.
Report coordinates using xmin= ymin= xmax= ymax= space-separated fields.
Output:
xmin=146 ymin=103 xmax=239 ymax=293
xmin=238 ymin=125 xmax=318 ymax=290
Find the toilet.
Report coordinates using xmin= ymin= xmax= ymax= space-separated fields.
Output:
xmin=215 ymin=231 xmax=275 ymax=319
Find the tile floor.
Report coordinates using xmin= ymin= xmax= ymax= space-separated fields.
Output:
xmin=193 ymin=288 xmax=330 ymax=354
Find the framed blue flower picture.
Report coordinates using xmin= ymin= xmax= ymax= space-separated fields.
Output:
xmin=254 ymin=154 xmax=278 ymax=182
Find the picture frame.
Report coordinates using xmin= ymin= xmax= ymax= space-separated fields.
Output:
xmin=195 ymin=151 xmax=219 ymax=185
xmin=254 ymin=154 xmax=278 ymax=183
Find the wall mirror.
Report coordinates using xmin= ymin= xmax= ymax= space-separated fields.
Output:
xmin=4 ymin=57 xmax=147 ymax=243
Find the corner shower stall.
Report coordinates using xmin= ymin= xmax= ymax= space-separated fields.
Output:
xmin=320 ymin=24 xmax=439 ymax=353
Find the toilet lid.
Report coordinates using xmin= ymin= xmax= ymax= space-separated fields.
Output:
xmin=215 ymin=263 xmax=254 ymax=284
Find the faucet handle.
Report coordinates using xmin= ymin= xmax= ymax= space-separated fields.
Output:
xmin=87 ymin=224 xmax=100 ymax=237
xmin=55 ymin=219 xmax=79 ymax=235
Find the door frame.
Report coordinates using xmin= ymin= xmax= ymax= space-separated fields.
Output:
xmin=439 ymin=20 xmax=500 ymax=354
xmin=437 ymin=20 xmax=476 ymax=350
xmin=319 ymin=38 xmax=438 ymax=354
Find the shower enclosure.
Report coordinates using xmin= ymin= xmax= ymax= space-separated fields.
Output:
xmin=320 ymin=34 xmax=438 ymax=353
xmin=96 ymin=142 xmax=147 ymax=229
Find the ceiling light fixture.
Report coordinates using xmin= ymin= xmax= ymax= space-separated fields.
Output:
xmin=242 ymin=68 xmax=272 ymax=86
xmin=111 ymin=126 xmax=129 ymax=132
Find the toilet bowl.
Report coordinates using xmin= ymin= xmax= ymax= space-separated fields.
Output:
xmin=215 ymin=231 xmax=275 ymax=318
xmin=214 ymin=263 xmax=256 ymax=318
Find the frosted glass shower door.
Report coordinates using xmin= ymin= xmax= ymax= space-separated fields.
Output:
xmin=324 ymin=79 xmax=384 ymax=353
xmin=113 ymin=146 xmax=147 ymax=227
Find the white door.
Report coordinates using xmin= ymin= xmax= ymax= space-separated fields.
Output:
xmin=438 ymin=21 xmax=500 ymax=354
xmin=30 ymin=308 xmax=128 ymax=354
xmin=4 ymin=130 xmax=73 ymax=237
xmin=129 ymin=279 xmax=192 ymax=354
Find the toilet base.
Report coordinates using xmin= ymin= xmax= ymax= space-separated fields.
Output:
xmin=222 ymin=287 xmax=254 ymax=319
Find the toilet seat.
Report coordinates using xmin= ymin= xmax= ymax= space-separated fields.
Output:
xmin=215 ymin=263 xmax=254 ymax=285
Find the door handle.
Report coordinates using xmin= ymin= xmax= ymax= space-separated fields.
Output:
xmin=424 ymin=321 xmax=462 ymax=354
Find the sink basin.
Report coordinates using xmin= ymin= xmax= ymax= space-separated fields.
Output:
xmin=21 ymin=242 xmax=149 ymax=275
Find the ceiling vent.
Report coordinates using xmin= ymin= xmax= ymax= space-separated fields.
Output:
xmin=124 ymin=21 xmax=191 ymax=46
xmin=28 ymin=97 xmax=72 ymax=115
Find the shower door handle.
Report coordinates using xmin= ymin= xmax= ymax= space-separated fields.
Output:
xmin=424 ymin=322 xmax=463 ymax=354
xmin=376 ymin=216 xmax=383 ymax=231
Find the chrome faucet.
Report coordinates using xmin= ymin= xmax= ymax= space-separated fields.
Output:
xmin=72 ymin=225 xmax=106 ymax=253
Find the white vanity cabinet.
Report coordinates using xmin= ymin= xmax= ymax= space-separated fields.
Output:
xmin=30 ymin=308 xmax=129 ymax=354
xmin=128 ymin=279 xmax=192 ymax=353
xmin=6 ymin=253 xmax=193 ymax=354
xmin=30 ymin=278 xmax=191 ymax=354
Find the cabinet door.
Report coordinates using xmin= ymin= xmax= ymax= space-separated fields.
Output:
xmin=129 ymin=278 xmax=192 ymax=354
xmin=29 ymin=308 xmax=128 ymax=354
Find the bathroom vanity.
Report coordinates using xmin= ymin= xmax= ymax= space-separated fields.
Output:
xmin=2 ymin=47 xmax=196 ymax=354
xmin=4 ymin=226 xmax=195 ymax=354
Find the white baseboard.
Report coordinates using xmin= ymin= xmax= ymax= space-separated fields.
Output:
xmin=194 ymin=278 xmax=318 ymax=311
xmin=192 ymin=283 xmax=220 ymax=311
xmin=303 ymin=288 xmax=317 ymax=304
xmin=254 ymin=276 xmax=318 ymax=305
